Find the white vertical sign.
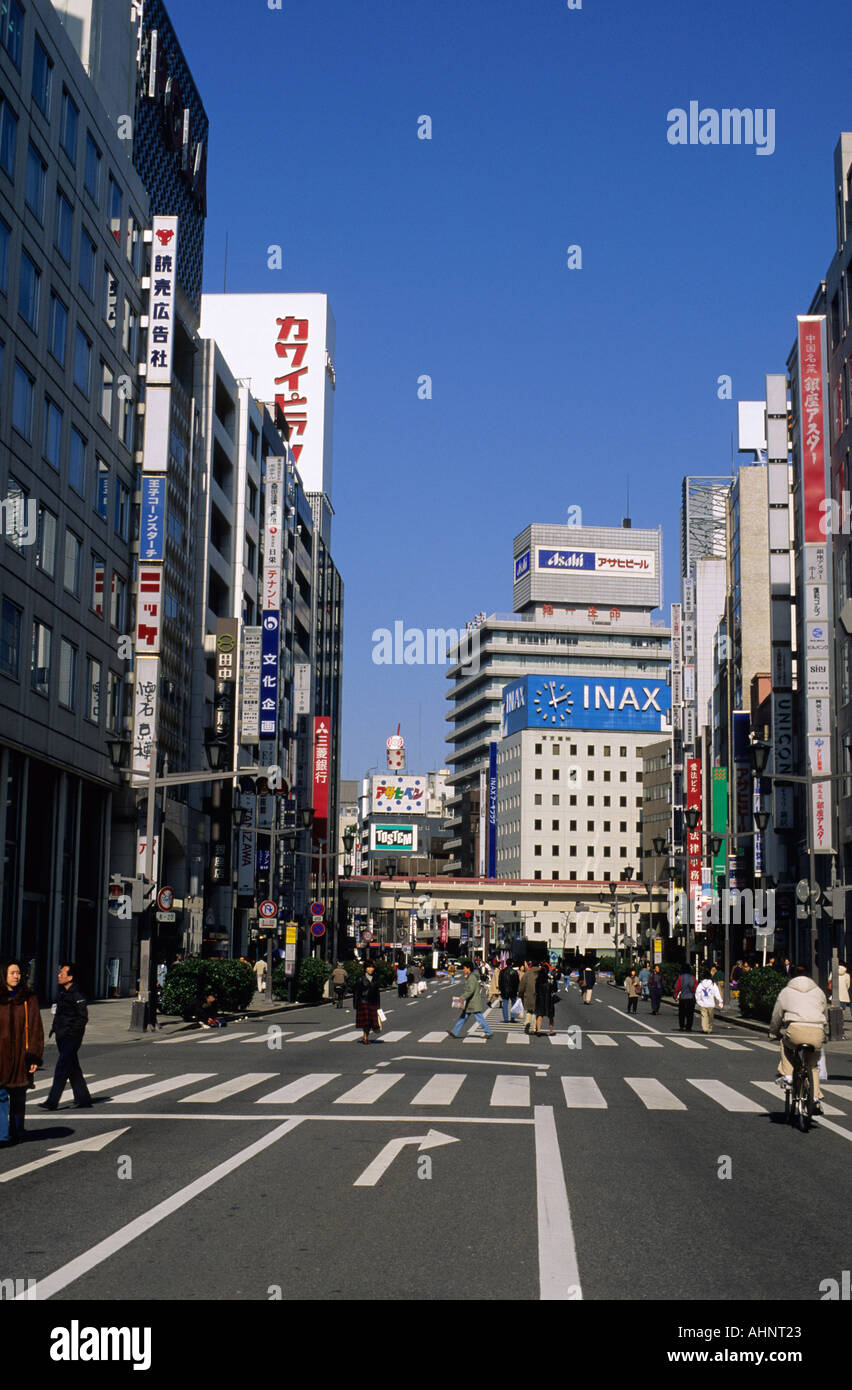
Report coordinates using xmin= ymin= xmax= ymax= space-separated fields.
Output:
xmin=132 ymin=656 xmax=159 ymax=776
xmin=241 ymin=626 xmax=261 ymax=741
xmin=146 ymin=217 xmax=178 ymax=385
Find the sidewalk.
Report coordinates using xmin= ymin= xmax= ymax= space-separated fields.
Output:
xmin=38 ymin=992 xmax=329 ymax=1046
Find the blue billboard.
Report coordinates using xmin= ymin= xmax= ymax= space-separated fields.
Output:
xmin=502 ymin=674 xmax=671 ymax=734
xmin=260 ymin=611 xmax=279 ymax=741
xmin=140 ymin=477 xmax=166 ymax=561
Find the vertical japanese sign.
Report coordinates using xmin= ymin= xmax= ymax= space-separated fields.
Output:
xmin=147 ymin=217 xmax=178 ymax=384
xmin=214 ymin=619 xmax=238 ymax=749
xmin=237 ymin=827 xmax=255 ymax=899
xmin=260 ymin=611 xmax=279 ymax=744
xmin=263 ymin=456 xmax=284 ymax=612
xmin=140 ymin=477 xmax=165 ymax=561
xmin=686 ymin=757 xmax=702 ymax=892
xmin=132 ymin=656 xmax=159 ymax=776
xmin=670 ymin=603 xmax=682 ymax=728
xmin=488 ymin=742 xmax=498 ymax=879
xmin=313 ymin=716 xmax=330 ymax=824
xmin=241 ymin=627 xmax=261 ymax=742
xmin=711 ymin=768 xmax=728 ymax=884
xmin=136 ymin=567 xmax=163 ymax=653
xmin=274 ymin=315 xmax=309 ymax=467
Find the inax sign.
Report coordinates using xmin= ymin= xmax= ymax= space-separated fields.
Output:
xmin=502 ymin=675 xmax=671 ymax=734
xmin=147 ymin=32 xmax=207 ymax=213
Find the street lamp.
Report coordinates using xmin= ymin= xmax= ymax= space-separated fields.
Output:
xmin=608 ymin=881 xmax=619 ymax=967
xmin=408 ymin=878 xmax=418 ymax=960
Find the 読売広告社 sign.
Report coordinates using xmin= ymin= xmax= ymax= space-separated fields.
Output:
xmin=370 ymin=824 xmax=418 ymax=853
xmin=534 ymin=547 xmax=655 ymax=576
xmin=502 ymin=675 xmax=671 ymax=734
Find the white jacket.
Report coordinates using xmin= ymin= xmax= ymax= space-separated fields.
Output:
xmin=695 ymin=980 xmax=722 ymax=1009
xmin=769 ymin=976 xmax=828 ymax=1036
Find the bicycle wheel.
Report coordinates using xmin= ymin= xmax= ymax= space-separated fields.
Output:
xmin=796 ymin=1065 xmax=812 ymax=1133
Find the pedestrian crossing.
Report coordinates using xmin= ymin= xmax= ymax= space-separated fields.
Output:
xmin=26 ymin=1067 xmax=852 ymax=1120
xmin=148 ymin=1024 xmax=778 ymax=1052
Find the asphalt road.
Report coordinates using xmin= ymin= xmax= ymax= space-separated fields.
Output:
xmin=4 ymin=976 xmax=852 ymax=1304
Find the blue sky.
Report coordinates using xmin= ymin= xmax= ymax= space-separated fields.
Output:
xmin=168 ymin=0 xmax=850 ymax=777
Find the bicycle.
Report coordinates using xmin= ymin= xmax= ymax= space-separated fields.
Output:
xmin=784 ymin=1042 xmax=816 ymax=1132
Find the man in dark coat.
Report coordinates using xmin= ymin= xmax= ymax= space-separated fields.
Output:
xmin=40 ymin=962 xmax=93 ymax=1110
xmin=498 ymin=961 xmax=519 ymax=1023
xmin=674 ymin=962 xmax=697 ymax=1032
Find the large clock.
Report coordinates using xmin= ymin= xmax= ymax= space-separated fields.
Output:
xmin=532 ymin=680 xmax=574 ymax=725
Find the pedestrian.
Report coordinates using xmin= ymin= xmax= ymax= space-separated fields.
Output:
xmin=535 ymin=964 xmax=558 ymax=1036
xmin=396 ymin=961 xmax=409 ymax=998
xmin=330 ymin=960 xmax=347 ymax=1008
xmin=730 ymin=960 xmax=743 ymax=998
xmin=448 ymin=961 xmax=493 ymax=1039
xmin=582 ymin=963 xmax=596 ymax=1005
xmin=196 ymin=990 xmax=224 ymax=1028
xmin=254 ymin=957 xmax=267 ymax=994
xmin=695 ymin=971 xmax=724 ymax=1033
xmin=624 ymin=968 xmax=641 ymax=1015
xmin=769 ymin=965 xmax=829 ymax=1110
xmin=353 ymin=960 xmax=381 ymax=1044
xmin=39 ymin=963 xmax=93 ymax=1111
xmin=487 ymin=963 xmax=501 ymax=1008
xmin=0 ymin=960 xmax=44 ymax=1146
xmin=498 ymin=959 xmax=519 ymax=1022
xmin=674 ymin=962 xmax=697 ymax=1032
xmin=828 ymin=960 xmax=851 ymax=1017
xmin=648 ymin=963 xmax=663 ymax=1015
xmin=638 ymin=961 xmax=651 ymax=1001
xmin=518 ymin=960 xmax=539 ymax=1033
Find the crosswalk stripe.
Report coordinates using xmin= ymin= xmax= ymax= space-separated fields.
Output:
xmin=561 ymin=1077 xmax=607 ymax=1109
xmin=667 ymin=1037 xmax=706 ymax=1049
xmin=548 ymin=1033 xmax=578 ymax=1046
xmin=196 ymin=1030 xmax=255 ymax=1045
xmin=180 ymin=1073 xmax=280 ymax=1103
xmin=745 ymin=1039 xmax=780 ymax=1052
xmin=687 ymin=1079 xmax=766 ymax=1113
xmin=588 ymin=1034 xmax=617 ymax=1047
xmin=30 ymin=1072 xmax=95 ymax=1092
xmin=823 ymin=1083 xmax=852 ymax=1103
xmin=410 ymin=1074 xmax=466 ymax=1106
xmin=240 ymin=1032 xmax=292 ymax=1043
xmin=286 ymin=1030 xmax=338 ymax=1043
xmin=419 ymin=1032 xmax=446 ymax=1043
xmin=507 ymin=1033 xmax=530 ymax=1045
xmin=154 ymin=1031 xmax=227 ymax=1045
xmin=490 ymin=1074 xmax=530 ymax=1107
xmin=463 ymin=1036 xmax=487 ymax=1044
xmin=703 ymin=1038 xmax=749 ymax=1051
xmin=330 ymin=1030 xmax=364 ymax=1042
xmin=85 ymin=1074 xmax=153 ymax=1095
xmin=628 ymin=1036 xmax=663 ymax=1048
xmin=256 ymin=1073 xmax=339 ymax=1104
xmin=334 ymin=1073 xmax=405 ymax=1105
xmin=377 ymin=1031 xmax=410 ymax=1043
xmin=625 ymin=1078 xmax=687 ymax=1111
xmin=752 ymin=1081 xmax=846 ymax=1116
xmin=104 ymin=1074 xmax=216 ymax=1103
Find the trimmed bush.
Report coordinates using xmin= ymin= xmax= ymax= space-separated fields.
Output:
xmin=737 ymin=965 xmax=785 ymax=1022
xmin=295 ymin=957 xmax=332 ymax=1003
xmin=161 ymin=958 xmax=254 ymax=1019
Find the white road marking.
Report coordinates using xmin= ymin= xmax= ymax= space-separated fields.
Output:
xmin=353 ymin=1130 xmax=459 ymax=1187
xmin=376 ymin=1031 xmax=410 ymax=1044
xmin=587 ymin=1034 xmax=617 ymax=1047
xmin=535 ymin=1106 xmax=583 ymax=1301
xmin=507 ymin=1033 xmax=531 ymax=1045
xmin=0 ymin=1128 xmax=130 ymax=1186
xmin=463 ymin=1036 xmax=487 ymax=1044
xmin=667 ymin=1038 xmax=706 ymax=1049
xmin=240 ymin=1032 xmax=294 ymax=1043
xmin=330 ymin=1030 xmax=364 ymax=1042
xmin=627 ymin=1036 xmax=663 ymax=1049
xmin=180 ymin=1073 xmax=279 ymax=1103
xmin=745 ymin=1039 xmax=781 ymax=1052
xmin=560 ymin=1077 xmax=607 ymax=1110
xmin=83 ymin=1074 xmax=153 ymax=1095
xmin=625 ymin=1078 xmax=687 ymax=1111
xmin=418 ymin=1032 xmax=446 ymax=1043
xmin=334 ymin=1073 xmax=405 ymax=1105
xmin=823 ymin=1083 xmax=852 ymax=1103
xmin=286 ymin=1030 xmax=339 ymax=1043
xmin=391 ymin=1055 xmax=547 ymax=1070
xmin=687 ymin=1079 xmax=766 ymax=1113
xmin=26 ymin=1110 xmax=533 ymax=1124
xmin=196 ymin=1031 xmax=255 ymax=1045
xmin=23 ymin=1119 xmax=304 ymax=1299
xmin=104 ymin=1074 xmax=216 ymax=1103
xmin=607 ymin=1005 xmax=659 ymax=1033
xmin=751 ymin=1081 xmax=845 ymax=1116
xmin=490 ymin=1074 xmax=530 ymax=1107
xmin=409 ymin=1074 xmax=466 ymax=1106
xmin=703 ymin=1038 xmax=749 ymax=1051
xmin=256 ymin=1073 xmax=339 ymax=1104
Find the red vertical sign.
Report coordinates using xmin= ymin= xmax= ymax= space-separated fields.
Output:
xmin=797 ymin=317 xmax=828 ymax=543
xmin=686 ymin=757 xmax=702 ymax=891
xmin=312 ymin=716 xmax=330 ymax=824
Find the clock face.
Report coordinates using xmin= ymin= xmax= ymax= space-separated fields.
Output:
xmin=532 ymin=681 xmax=574 ymax=725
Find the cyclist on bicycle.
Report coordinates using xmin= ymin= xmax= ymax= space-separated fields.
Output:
xmin=768 ymin=965 xmax=828 ymax=1114
xmin=330 ymin=961 xmax=347 ymax=1009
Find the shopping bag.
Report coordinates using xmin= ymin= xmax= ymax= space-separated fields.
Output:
xmin=377 ymin=1008 xmax=387 ymax=1023
xmin=510 ymin=998 xmax=523 ymax=1021
xmin=418 ymin=981 xmax=427 ymax=995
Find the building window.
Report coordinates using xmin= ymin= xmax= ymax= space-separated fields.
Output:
xmin=5 ymin=475 xmax=28 ymax=550
xmin=569 ymin=845 xmax=577 ymax=856
xmin=604 ymin=846 xmax=611 ymax=857
xmin=58 ymin=639 xmax=76 ymax=709
xmin=534 ymin=845 xmax=541 ymax=857
xmin=620 ymin=797 xmax=627 ymax=807
xmin=69 ymin=426 xmax=86 ymax=494
xmin=100 ymin=360 xmax=113 ymax=424
xmin=534 ymin=768 xmax=542 ymax=781
xmin=587 ymin=745 xmax=594 ymax=756
xmin=587 ymin=846 xmax=594 ymax=856
xmin=106 ymin=670 xmax=122 ymax=731
xmin=25 ymin=143 xmax=46 ymax=220
xmin=0 ymin=95 xmax=17 ymax=177
xmin=74 ymin=326 xmax=91 ymax=395
xmin=603 ymin=795 xmax=611 ymax=806
xmin=114 ymin=479 xmax=129 ymax=540
xmin=12 ymin=361 xmax=33 ymax=439
xmin=63 ymin=530 xmax=81 ymax=596
xmin=60 ymin=89 xmax=79 ymax=164
xmin=552 ymin=819 xmax=559 ymax=830
xmin=109 ymin=573 xmax=126 ymax=629
xmin=31 ymin=620 xmax=51 ymax=696
xmin=94 ymin=457 xmax=108 ymax=519
xmin=603 ymin=745 xmax=611 ymax=756
xmin=620 ymin=771 xmax=627 ymax=782
xmin=569 ymin=820 xmax=577 ymax=830
xmin=569 ymin=794 xmax=577 ymax=806
xmin=551 ymin=844 xmax=559 ymax=856
xmin=620 ymin=747 xmax=627 ymax=757
xmin=35 ymin=502 xmax=56 ymax=576
xmin=534 ymin=818 xmax=541 ymax=830
xmin=107 ymin=173 xmax=121 ymax=244
xmin=620 ymin=821 xmax=627 ymax=832
xmin=620 ymin=846 xmax=628 ymax=858
xmin=0 ymin=0 xmax=23 ymax=66
xmin=552 ymin=794 xmax=559 ymax=806
xmin=42 ymin=397 xmax=62 ymax=469
xmin=535 ymin=742 xmax=542 ymax=754
xmin=18 ymin=250 xmax=40 ymax=328
xmin=533 ymin=794 xmax=541 ymax=806
xmin=552 ymin=768 xmax=559 ymax=780
xmin=48 ymin=292 xmax=67 ymax=364
xmin=90 ymin=554 xmax=105 ymax=614
xmin=0 ymin=215 xmax=8 ymax=293
xmin=603 ymin=820 xmax=611 ymax=831
xmin=551 ymin=870 xmax=559 ymax=880
xmin=587 ymin=820 xmax=594 ymax=831
xmin=586 ymin=924 xmax=594 ymax=935
xmin=534 ymin=871 xmax=541 ymax=881
xmin=102 ymin=266 xmax=117 ymax=331
xmin=121 ymin=299 xmax=136 ymax=359
xmin=86 ymin=656 xmax=101 ymax=722
xmin=120 ymin=394 xmax=133 ymax=449
xmin=603 ymin=770 xmax=611 ymax=782
xmin=0 ymin=597 xmax=21 ymax=678
xmin=54 ymin=188 xmax=73 ymax=261
xmin=84 ymin=132 xmax=101 ymax=201
xmin=79 ymin=230 xmax=96 ymax=297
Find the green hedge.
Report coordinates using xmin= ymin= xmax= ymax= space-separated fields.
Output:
xmin=295 ymin=957 xmax=331 ymax=1003
xmin=737 ymin=965 xmax=785 ymax=1022
xmin=344 ymin=959 xmax=395 ymax=992
xmin=161 ymin=958 xmax=255 ymax=1019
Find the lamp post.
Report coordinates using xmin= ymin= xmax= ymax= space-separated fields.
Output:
xmin=608 ymin=882 xmax=618 ymax=967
